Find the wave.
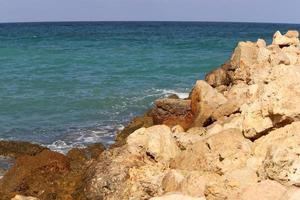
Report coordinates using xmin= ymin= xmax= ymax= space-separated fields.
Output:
xmin=154 ymin=89 xmax=189 ymax=99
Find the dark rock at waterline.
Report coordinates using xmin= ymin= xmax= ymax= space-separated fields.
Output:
xmin=0 ymin=142 xmax=106 ymax=200
xmin=0 ymin=141 xmax=47 ymax=158
xmin=150 ymin=98 xmax=194 ymax=130
xmin=167 ymin=93 xmax=180 ymax=99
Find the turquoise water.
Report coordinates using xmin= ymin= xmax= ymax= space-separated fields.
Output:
xmin=0 ymin=22 xmax=299 ymax=152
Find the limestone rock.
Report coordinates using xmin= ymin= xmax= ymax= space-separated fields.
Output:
xmin=162 ymin=170 xmax=206 ymax=198
xmin=260 ymin=134 xmax=300 ymax=186
xmin=151 ymin=98 xmax=193 ymax=130
xmin=150 ymin=193 xmax=206 ymax=200
xmin=233 ymin=180 xmax=287 ymax=200
xmin=191 ymin=80 xmax=227 ymax=127
xmin=186 ymin=127 xmax=207 ymax=136
xmin=205 ymin=67 xmax=230 ymax=88
xmin=273 ymin=31 xmax=300 ymax=47
xmin=281 ymin=188 xmax=300 ymax=200
xmin=225 ymin=168 xmax=258 ymax=189
xmin=253 ymin=122 xmax=300 ymax=160
xmin=172 ymin=129 xmax=252 ymax=173
xmin=162 ymin=170 xmax=184 ymax=193
xmin=171 ymin=125 xmax=185 ymax=133
xmin=127 ymin=125 xmax=179 ymax=163
xmin=171 ymin=131 xmax=203 ymax=150
xmin=285 ymin=30 xmax=300 ymax=38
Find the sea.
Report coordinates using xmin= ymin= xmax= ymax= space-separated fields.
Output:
xmin=0 ymin=21 xmax=299 ymax=153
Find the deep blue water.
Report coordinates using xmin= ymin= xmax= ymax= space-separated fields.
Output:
xmin=0 ymin=22 xmax=299 ymax=152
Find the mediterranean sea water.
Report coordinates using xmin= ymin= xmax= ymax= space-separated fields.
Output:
xmin=1 ymin=22 xmax=299 ymax=152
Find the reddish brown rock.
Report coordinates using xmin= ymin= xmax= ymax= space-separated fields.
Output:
xmin=151 ymin=98 xmax=194 ymax=130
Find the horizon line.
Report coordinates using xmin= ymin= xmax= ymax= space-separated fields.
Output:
xmin=0 ymin=20 xmax=300 ymax=26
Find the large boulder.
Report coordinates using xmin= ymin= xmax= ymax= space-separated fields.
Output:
xmin=190 ymin=80 xmax=227 ymax=127
xmin=0 ymin=141 xmax=47 ymax=158
xmin=272 ymin=31 xmax=300 ymax=47
xmin=172 ymin=129 xmax=252 ymax=173
xmin=127 ymin=125 xmax=180 ymax=163
xmin=151 ymin=98 xmax=194 ymax=130
xmin=81 ymin=146 xmax=167 ymax=200
xmin=259 ymin=133 xmax=300 ymax=186
xmin=205 ymin=67 xmax=231 ymax=88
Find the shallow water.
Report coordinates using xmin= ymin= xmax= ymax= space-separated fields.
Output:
xmin=0 ymin=22 xmax=299 ymax=152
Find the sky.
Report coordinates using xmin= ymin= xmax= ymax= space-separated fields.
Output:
xmin=0 ymin=0 xmax=300 ymax=24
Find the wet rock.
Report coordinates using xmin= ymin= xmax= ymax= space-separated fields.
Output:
xmin=151 ymin=98 xmax=194 ymax=130
xmin=0 ymin=148 xmax=93 ymax=200
xmin=0 ymin=141 xmax=46 ymax=158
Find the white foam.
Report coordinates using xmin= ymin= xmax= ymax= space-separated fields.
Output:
xmin=155 ymin=89 xmax=189 ymax=99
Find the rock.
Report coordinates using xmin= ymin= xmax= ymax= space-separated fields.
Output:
xmin=180 ymin=172 xmax=206 ymax=197
xmin=191 ymin=80 xmax=227 ymax=127
xmin=172 ymin=131 xmax=204 ymax=150
xmin=205 ymin=67 xmax=230 ymax=88
xmin=11 ymin=195 xmax=39 ymax=200
xmin=167 ymin=94 xmax=180 ymax=99
xmin=285 ymin=30 xmax=300 ymax=38
xmin=281 ymin=188 xmax=300 ymax=200
xmin=150 ymin=193 xmax=206 ymax=200
xmin=230 ymin=41 xmax=259 ymax=83
xmin=204 ymin=172 xmax=240 ymax=200
xmin=233 ymin=180 xmax=287 ymax=200
xmin=206 ymin=114 xmax=243 ymax=136
xmin=162 ymin=170 xmax=184 ymax=193
xmin=151 ymin=98 xmax=194 ymax=130
xmin=86 ymin=143 xmax=106 ymax=159
xmin=253 ymin=122 xmax=300 ymax=161
xmin=0 ymin=149 xmax=90 ymax=200
xmin=225 ymin=168 xmax=258 ymax=189
xmin=127 ymin=125 xmax=179 ymax=163
xmin=171 ymin=125 xmax=185 ymax=133
xmin=272 ymin=31 xmax=300 ymax=47
xmin=186 ymin=127 xmax=207 ymax=136
xmin=113 ymin=115 xmax=153 ymax=148
xmin=172 ymin=129 xmax=252 ymax=173
xmin=67 ymin=142 xmax=105 ymax=163
xmin=0 ymin=141 xmax=47 ymax=158
xmin=81 ymin=145 xmax=167 ymax=200
xmin=260 ymin=133 xmax=300 ymax=186
xmin=241 ymin=101 xmax=273 ymax=139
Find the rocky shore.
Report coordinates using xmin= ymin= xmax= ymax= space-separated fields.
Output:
xmin=2 ymin=30 xmax=300 ymax=199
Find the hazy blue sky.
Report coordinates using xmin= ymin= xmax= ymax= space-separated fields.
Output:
xmin=0 ymin=0 xmax=300 ymax=24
